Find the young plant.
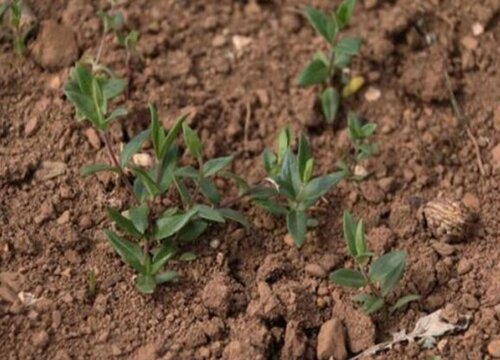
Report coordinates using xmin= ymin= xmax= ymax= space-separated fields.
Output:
xmin=329 ymin=212 xmax=419 ymax=315
xmin=254 ymin=127 xmax=343 ymax=248
xmin=0 ymin=0 xmax=26 ymax=56
xmin=336 ymin=112 xmax=377 ymax=180
xmin=65 ymin=64 xmax=247 ymax=293
xmin=298 ymin=0 xmax=363 ymax=124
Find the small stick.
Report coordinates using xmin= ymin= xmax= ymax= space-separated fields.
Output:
xmin=243 ymin=99 xmax=252 ymax=152
xmin=443 ymin=72 xmax=485 ymax=177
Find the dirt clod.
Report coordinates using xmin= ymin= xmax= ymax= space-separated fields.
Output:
xmin=488 ymin=339 xmax=500 ymax=358
xmin=316 ymin=318 xmax=347 ymax=360
xmin=32 ymin=20 xmax=79 ymax=71
xmin=281 ymin=320 xmax=307 ymax=360
xmin=32 ymin=330 xmax=49 ymax=348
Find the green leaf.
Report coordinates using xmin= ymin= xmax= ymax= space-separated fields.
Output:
xmin=102 ymin=76 xmax=127 ymax=100
xmin=277 ymin=127 xmax=292 ymax=162
xmin=369 ymin=251 xmax=406 ymax=296
xmin=64 ymin=91 xmax=100 ymax=126
xmin=72 ymin=62 xmax=93 ymax=95
xmin=182 ymin=123 xmax=202 ymax=160
xmin=91 ymin=78 xmax=105 ymax=126
xmin=131 ymin=167 xmax=160 ymax=197
xmin=263 ymin=148 xmax=277 ymax=174
xmin=343 ymin=211 xmax=358 ymax=257
xmin=175 ymin=166 xmax=199 ymax=178
xmin=361 ymin=123 xmax=377 ymax=137
xmin=321 ymin=87 xmax=340 ymax=124
xmin=203 ymin=156 xmax=233 ymax=177
xmin=355 ymin=220 xmax=366 ymax=256
xmin=391 ymin=294 xmax=420 ymax=313
xmin=357 ymin=143 xmax=378 ymax=161
xmin=108 ymin=208 xmax=143 ymax=237
xmin=120 ymin=129 xmax=150 ymax=167
xmin=149 ymin=104 xmax=165 ymax=159
xmin=329 ymin=268 xmax=366 ymax=288
xmin=126 ymin=30 xmax=139 ymax=51
xmin=174 ymin=177 xmax=192 ymax=208
xmin=280 ymin=150 xmax=301 ymax=197
xmin=80 ymin=163 xmax=118 ymax=176
xmin=336 ymin=0 xmax=357 ymax=30
xmin=195 ymin=205 xmax=225 ymax=223
xmin=298 ymin=134 xmax=312 ymax=182
xmin=104 ymin=230 xmax=144 ymax=273
xmin=155 ymin=271 xmax=178 ymax=284
xmin=297 ymin=58 xmax=329 ymax=86
xmin=200 ymin=177 xmax=221 ymax=204
xmin=178 ymin=220 xmax=208 ymax=242
xmin=300 ymin=174 xmax=341 ymax=208
xmin=179 ymin=252 xmax=197 ymax=261
xmin=151 ymin=242 xmax=176 ymax=274
xmin=163 ymin=113 xmax=187 ymax=156
xmin=220 ymin=171 xmax=250 ymax=192
xmin=303 ymin=159 xmax=314 ymax=183
xmin=305 ymin=6 xmax=337 ymax=43
xmin=353 ymin=293 xmax=384 ymax=314
xmin=254 ymin=199 xmax=287 ymax=215
xmin=218 ymin=208 xmax=249 ymax=228
xmin=105 ymin=107 xmax=127 ymax=124
xmin=287 ymin=210 xmax=307 ymax=248
xmin=247 ymin=186 xmax=279 ymax=200
xmin=127 ymin=203 xmax=149 ymax=235
xmin=334 ymin=37 xmax=362 ymax=68
xmin=136 ymin=274 xmax=156 ymax=294
xmin=153 ymin=209 xmax=198 ymax=241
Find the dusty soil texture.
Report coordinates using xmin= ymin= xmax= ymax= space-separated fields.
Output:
xmin=2 ymin=0 xmax=500 ymax=359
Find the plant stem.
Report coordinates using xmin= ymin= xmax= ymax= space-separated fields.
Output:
xmin=358 ymin=263 xmax=384 ymax=301
xmin=101 ymin=131 xmax=136 ymax=198
xmin=95 ymin=33 xmax=106 ymax=65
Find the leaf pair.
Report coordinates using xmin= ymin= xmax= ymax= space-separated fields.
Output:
xmin=330 ymin=212 xmax=419 ymax=314
xmin=64 ymin=63 xmax=127 ymax=130
xmin=104 ymin=230 xmax=177 ymax=294
xmin=347 ymin=113 xmax=378 ymax=162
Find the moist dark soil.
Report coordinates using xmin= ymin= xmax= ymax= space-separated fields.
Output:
xmin=1 ymin=0 xmax=500 ymax=359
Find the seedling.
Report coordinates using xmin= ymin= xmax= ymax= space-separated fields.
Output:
xmin=298 ymin=0 xmax=363 ymax=124
xmin=329 ymin=212 xmax=419 ymax=314
xmin=336 ymin=112 xmax=377 ymax=180
xmin=0 ymin=0 xmax=26 ymax=56
xmin=253 ymin=127 xmax=343 ymax=247
xmin=65 ymin=63 xmax=247 ymax=293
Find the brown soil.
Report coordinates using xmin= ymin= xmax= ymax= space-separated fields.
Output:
xmin=1 ymin=0 xmax=500 ymax=359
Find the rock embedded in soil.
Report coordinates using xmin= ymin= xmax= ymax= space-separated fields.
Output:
xmin=36 ymin=161 xmax=67 ymax=181
xmin=304 ymin=263 xmax=327 ymax=278
xmin=84 ymin=128 xmax=101 ymax=150
xmin=316 ymin=319 xmax=347 ymax=360
xmin=32 ymin=20 xmax=79 ymax=71
xmin=32 ymin=330 xmax=49 ymax=348
xmin=25 ymin=117 xmax=39 ymax=137
xmin=281 ymin=321 xmax=307 ymax=360
xmin=488 ymin=339 xmax=500 ymax=358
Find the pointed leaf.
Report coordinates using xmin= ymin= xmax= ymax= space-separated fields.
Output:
xmin=287 ymin=210 xmax=307 ymax=248
xmin=127 ymin=203 xmax=149 ymax=235
xmin=336 ymin=0 xmax=357 ymax=30
xmin=297 ymin=58 xmax=329 ymax=86
xmin=300 ymin=174 xmax=341 ymax=207
xmin=262 ymin=148 xmax=277 ymax=174
xmin=102 ymin=77 xmax=127 ymax=100
xmin=218 ymin=208 xmax=249 ymax=227
xmin=104 ymin=230 xmax=144 ymax=272
xmin=152 ymin=209 xmax=198 ymax=241
xmin=305 ymin=6 xmax=337 ymax=43
xmin=200 ymin=178 xmax=221 ymax=204
xmin=80 ymin=163 xmax=118 ymax=176
xmin=163 ymin=113 xmax=187 ymax=156
xmin=182 ymin=123 xmax=202 ymax=160
xmin=355 ymin=219 xmax=366 ymax=256
xmin=195 ymin=205 xmax=225 ymax=223
xmin=298 ymin=134 xmax=312 ymax=182
xmin=120 ymin=129 xmax=150 ymax=167
xmin=108 ymin=208 xmax=143 ymax=237
xmin=155 ymin=271 xmax=178 ymax=284
xmin=149 ymin=104 xmax=165 ymax=159
xmin=151 ymin=242 xmax=176 ymax=274
xmin=178 ymin=220 xmax=208 ymax=243
xmin=329 ymin=268 xmax=366 ymax=288
xmin=203 ymin=156 xmax=233 ymax=177
xmin=106 ymin=107 xmax=128 ymax=124
xmin=179 ymin=252 xmax=197 ymax=261
xmin=254 ymin=199 xmax=287 ymax=215
xmin=343 ymin=211 xmax=358 ymax=257
xmin=321 ymin=87 xmax=340 ymax=124
xmin=131 ymin=166 xmax=160 ymax=197
xmin=391 ymin=294 xmax=421 ymax=312
xmin=64 ymin=91 xmax=100 ymax=126
xmin=136 ymin=274 xmax=156 ymax=294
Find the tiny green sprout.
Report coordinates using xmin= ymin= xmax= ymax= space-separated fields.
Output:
xmin=87 ymin=268 xmax=97 ymax=298
xmin=336 ymin=112 xmax=377 ymax=180
xmin=329 ymin=211 xmax=420 ymax=315
xmin=1 ymin=0 xmax=26 ymax=56
xmin=298 ymin=0 xmax=363 ymax=124
xmin=252 ymin=127 xmax=343 ymax=248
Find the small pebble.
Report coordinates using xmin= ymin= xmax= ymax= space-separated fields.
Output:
xmin=364 ymin=87 xmax=381 ymax=102
xmin=462 ymin=293 xmax=480 ymax=310
xmin=305 ymin=264 xmax=327 ymax=278
xmin=284 ymin=234 xmax=295 ymax=247
xmin=457 ymin=259 xmax=472 ymax=275
xmin=25 ymin=117 xmax=39 ymax=137
xmin=85 ymin=128 xmax=101 ymax=150
xmin=431 ymin=241 xmax=455 ymax=257
xmin=78 ymin=215 xmax=93 ymax=230
xmin=461 ymin=36 xmax=478 ymax=50
xmin=472 ymin=22 xmax=484 ymax=36
xmin=209 ymin=239 xmax=221 ymax=249
xmin=32 ymin=330 xmax=49 ymax=348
